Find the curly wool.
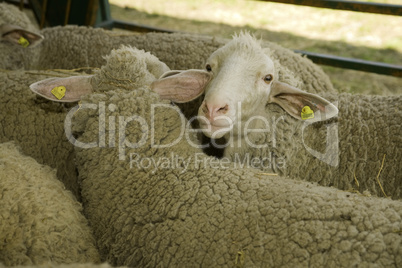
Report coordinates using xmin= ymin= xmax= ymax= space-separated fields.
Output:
xmin=0 ymin=46 xmax=170 ymax=199
xmin=0 ymin=70 xmax=79 ymax=198
xmin=93 ymin=45 xmax=169 ymax=93
xmin=222 ymin=92 xmax=402 ymax=199
xmin=301 ymin=93 xmax=402 ymax=199
xmin=71 ymin=88 xmax=402 ymax=267
xmin=0 ymin=142 xmax=100 ymax=266
xmin=0 ymin=3 xmax=37 ymax=31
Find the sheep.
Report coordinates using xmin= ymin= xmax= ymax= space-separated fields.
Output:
xmin=0 ymin=44 xmax=170 ymax=201
xmin=0 ymin=3 xmax=44 ymax=69
xmin=0 ymin=69 xmax=81 ymax=198
xmin=151 ymin=32 xmax=402 ymax=199
xmin=0 ymin=16 xmax=340 ymax=196
xmin=0 ymin=2 xmax=336 ymax=100
xmin=30 ymin=50 xmax=402 ymax=267
xmin=0 ymin=142 xmax=100 ymax=266
xmin=6 ymin=24 xmax=336 ymax=96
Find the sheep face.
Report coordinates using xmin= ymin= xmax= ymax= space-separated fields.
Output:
xmin=198 ymin=34 xmax=276 ymax=139
xmin=152 ymin=33 xmax=338 ymax=142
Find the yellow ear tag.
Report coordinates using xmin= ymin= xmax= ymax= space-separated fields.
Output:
xmin=18 ymin=36 xmax=30 ymax=48
xmin=51 ymin=86 xmax=66 ymax=100
xmin=301 ymin=106 xmax=314 ymax=120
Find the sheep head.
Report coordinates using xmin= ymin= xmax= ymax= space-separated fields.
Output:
xmin=29 ymin=46 xmax=169 ymax=102
xmin=0 ymin=24 xmax=43 ymax=48
xmin=0 ymin=3 xmax=44 ymax=48
xmin=151 ymin=33 xmax=338 ymax=139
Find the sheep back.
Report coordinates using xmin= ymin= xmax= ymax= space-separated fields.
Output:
xmin=0 ymin=142 xmax=100 ymax=266
xmin=282 ymin=93 xmax=402 ymax=199
xmin=0 ymin=70 xmax=79 ymax=198
xmin=72 ymin=88 xmax=402 ymax=267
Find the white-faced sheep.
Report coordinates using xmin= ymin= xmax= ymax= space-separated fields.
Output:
xmin=30 ymin=48 xmax=402 ymax=267
xmin=152 ymin=32 xmax=402 ymax=199
xmin=0 ymin=142 xmax=100 ymax=266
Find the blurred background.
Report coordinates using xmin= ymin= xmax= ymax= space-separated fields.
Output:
xmin=15 ymin=0 xmax=402 ymax=95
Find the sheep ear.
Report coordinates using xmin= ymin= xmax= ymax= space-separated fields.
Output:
xmin=30 ymin=75 xmax=94 ymax=102
xmin=1 ymin=24 xmax=44 ymax=48
xmin=150 ymin=69 xmax=212 ymax=103
xmin=268 ymin=81 xmax=338 ymax=121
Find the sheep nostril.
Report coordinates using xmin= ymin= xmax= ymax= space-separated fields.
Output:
xmin=203 ymin=102 xmax=228 ymax=119
xmin=218 ymin=104 xmax=229 ymax=114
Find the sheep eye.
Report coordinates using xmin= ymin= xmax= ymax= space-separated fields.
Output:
xmin=206 ymin=64 xmax=212 ymax=72
xmin=264 ymin=74 xmax=273 ymax=83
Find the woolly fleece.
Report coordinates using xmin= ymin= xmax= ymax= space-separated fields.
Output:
xmin=0 ymin=47 xmax=169 ymax=199
xmin=0 ymin=70 xmax=80 ymax=198
xmin=295 ymin=93 xmax=402 ymax=199
xmin=93 ymin=45 xmax=170 ymax=93
xmin=142 ymin=33 xmax=401 ymax=199
xmin=0 ymin=142 xmax=100 ymax=266
xmin=0 ymin=4 xmax=37 ymax=32
xmin=71 ymin=87 xmax=402 ymax=267
xmin=220 ymin=91 xmax=402 ymax=199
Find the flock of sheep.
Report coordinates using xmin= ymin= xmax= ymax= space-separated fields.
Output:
xmin=0 ymin=2 xmax=401 ymax=268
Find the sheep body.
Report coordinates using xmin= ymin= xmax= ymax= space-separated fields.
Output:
xmin=0 ymin=44 xmax=169 ymax=199
xmin=19 ymin=35 xmax=402 ymax=266
xmin=157 ymin=33 xmax=402 ymax=199
xmin=221 ymin=92 xmax=402 ymax=199
xmin=26 ymin=44 xmax=402 ymax=266
xmin=71 ymin=87 xmax=402 ymax=267
xmin=296 ymin=93 xmax=401 ymax=198
xmin=0 ymin=70 xmax=80 ymax=198
xmin=0 ymin=142 xmax=100 ymax=266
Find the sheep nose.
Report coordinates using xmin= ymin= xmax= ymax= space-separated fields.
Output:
xmin=202 ymin=101 xmax=229 ymax=120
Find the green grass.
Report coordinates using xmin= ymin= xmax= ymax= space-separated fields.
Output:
xmin=109 ymin=0 xmax=402 ymax=95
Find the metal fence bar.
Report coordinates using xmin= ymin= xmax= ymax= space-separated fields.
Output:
xmin=256 ymin=0 xmax=402 ymax=16
xmin=113 ymin=19 xmax=176 ymax=33
xmin=107 ymin=19 xmax=402 ymax=77
xmin=294 ymin=50 xmax=402 ymax=77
